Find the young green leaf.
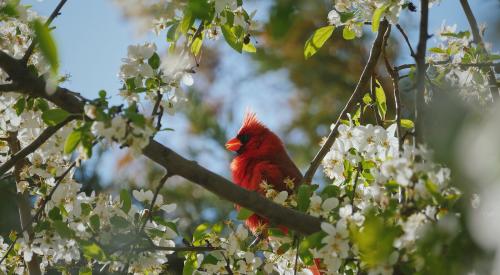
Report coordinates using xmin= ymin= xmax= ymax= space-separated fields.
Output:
xmin=120 ymin=189 xmax=132 ymax=213
xmin=80 ymin=240 xmax=107 ymax=261
xmin=400 ymin=119 xmax=415 ymax=129
xmin=148 ymin=52 xmax=161 ymax=70
xmin=342 ymin=26 xmax=356 ymax=40
xmin=297 ymin=185 xmax=313 ymax=212
xmin=42 ymin=108 xmax=70 ymax=126
xmin=14 ymin=97 xmax=25 ymax=116
xmin=374 ymin=79 xmax=387 ymax=120
xmin=221 ymin=24 xmax=243 ymax=53
xmin=190 ymin=35 xmax=203 ymax=55
xmin=64 ymin=129 xmax=82 ymax=154
xmin=372 ymin=4 xmax=390 ymax=32
xmin=243 ymin=42 xmax=257 ymax=53
xmin=33 ymin=20 xmax=59 ymax=73
xmin=304 ymin=25 xmax=335 ymax=59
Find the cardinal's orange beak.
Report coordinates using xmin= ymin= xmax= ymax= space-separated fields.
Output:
xmin=225 ymin=137 xmax=242 ymax=152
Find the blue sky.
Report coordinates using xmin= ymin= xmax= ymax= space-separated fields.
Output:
xmin=22 ymin=0 xmax=499 ymax=182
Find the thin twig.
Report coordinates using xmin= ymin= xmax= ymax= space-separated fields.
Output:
xmin=395 ymin=24 xmax=416 ymax=57
xmin=414 ymin=0 xmax=430 ymax=143
xmin=0 ymin=116 xmax=75 ymax=177
xmin=395 ymin=61 xmax=499 ymax=71
xmin=22 ymin=0 xmax=69 ymax=64
xmin=302 ymin=20 xmax=390 ymax=185
xmin=459 ymin=0 xmax=499 ymax=99
xmin=139 ymin=173 xmax=170 ymax=232
xmin=382 ymin=25 xmax=403 ymax=148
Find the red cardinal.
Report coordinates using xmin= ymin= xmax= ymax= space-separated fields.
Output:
xmin=225 ymin=112 xmax=302 ymax=233
xmin=226 ymin=112 xmax=322 ymax=274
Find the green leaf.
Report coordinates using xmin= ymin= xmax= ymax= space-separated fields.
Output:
xmin=110 ymin=216 xmax=130 ymax=228
xmin=180 ymin=11 xmax=194 ymax=34
xmin=190 ymin=35 xmax=203 ymax=55
xmin=33 ymin=20 xmax=59 ymax=73
xmin=193 ymin=223 xmax=209 ymax=241
xmin=48 ymin=207 xmax=62 ymax=221
xmin=362 ymin=93 xmax=372 ymax=105
xmin=14 ymin=97 xmax=25 ymax=116
xmin=98 ymin=89 xmax=107 ymax=98
xmin=296 ymin=185 xmax=313 ymax=212
xmin=237 ymin=207 xmax=254 ymax=220
xmin=242 ymin=43 xmax=257 ymax=53
xmin=42 ymin=109 xmax=70 ymax=126
xmin=80 ymin=240 xmax=107 ymax=261
xmin=201 ymin=254 xmax=219 ymax=265
xmin=277 ymin=242 xmax=292 ymax=255
xmin=342 ymin=26 xmax=356 ymax=40
xmin=34 ymin=98 xmax=49 ymax=112
xmin=79 ymin=267 xmax=92 ymax=275
xmin=400 ymin=119 xmax=414 ymax=129
xmin=304 ymin=25 xmax=335 ymax=59
xmin=89 ymin=214 xmax=100 ymax=231
xmin=148 ymin=52 xmax=160 ymax=70
xmin=299 ymin=231 xmax=325 ymax=265
xmin=64 ymin=130 xmax=82 ymax=154
xmin=166 ymin=23 xmax=179 ymax=42
xmin=221 ymin=24 xmax=243 ymax=53
xmin=53 ymin=220 xmax=74 ymax=238
xmin=372 ymin=4 xmax=390 ymax=32
xmin=374 ymin=79 xmax=387 ymax=120
xmin=120 ymin=189 xmax=132 ymax=213
xmin=183 ymin=252 xmax=198 ymax=275
xmin=429 ymin=47 xmax=446 ymax=54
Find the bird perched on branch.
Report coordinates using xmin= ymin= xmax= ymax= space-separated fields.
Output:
xmin=226 ymin=112 xmax=322 ymax=275
xmin=225 ymin=112 xmax=303 ymax=234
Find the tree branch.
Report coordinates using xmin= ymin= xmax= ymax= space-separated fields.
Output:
xmin=0 ymin=83 xmax=18 ymax=91
xmin=414 ymin=0 xmax=430 ymax=143
xmin=395 ymin=24 xmax=416 ymax=58
xmin=459 ymin=0 xmax=499 ymax=99
xmin=0 ymin=49 xmax=323 ymax=236
xmin=302 ymin=20 xmax=389 ymax=185
xmin=396 ymin=61 xmax=499 ymax=71
xmin=0 ymin=116 xmax=75 ymax=177
xmin=6 ymin=132 xmax=42 ymax=275
xmin=22 ymin=0 xmax=69 ymax=64
xmin=382 ymin=25 xmax=402 ymax=148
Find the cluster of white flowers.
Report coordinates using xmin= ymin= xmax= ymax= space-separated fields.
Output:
xmin=0 ymin=181 xmax=178 ymax=274
xmin=427 ymin=24 xmax=495 ymax=103
xmin=327 ymin=0 xmax=440 ymax=38
xmin=314 ymin=121 xmax=460 ymax=273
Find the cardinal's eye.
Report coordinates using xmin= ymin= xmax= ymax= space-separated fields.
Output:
xmin=238 ymin=134 xmax=250 ymax=144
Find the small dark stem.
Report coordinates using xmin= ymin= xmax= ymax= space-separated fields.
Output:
xmin=140 ymin=173 xmax=170 ymax=232
xmin=395 ymin=24 xmax=416 ymax=57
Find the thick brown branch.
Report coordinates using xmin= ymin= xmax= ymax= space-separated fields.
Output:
xmin=302 ymin=20 xmax=389 ymax=185
xmin=414 ymin=0 xmax=429 ymax=143
xmin=0 ymin=50 xmax=323 ymax=236
xmin=0 ymin=116 xmax=75 ymax=177
xmin=6 ymin=133 xmax=42 ymax=275
xmin=0 ymin=83 xmax=18 ymax=91
xmin=459 ymin=0 xmax=499 ymax=99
